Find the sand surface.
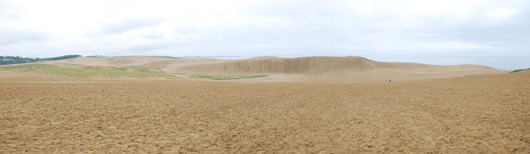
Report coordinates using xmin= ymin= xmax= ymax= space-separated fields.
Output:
xmin=1 ymin=56 xmax=529 ymax=153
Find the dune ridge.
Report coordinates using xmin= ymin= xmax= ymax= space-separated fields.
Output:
xmin=36 ymin=56 xmax=508 ymax=82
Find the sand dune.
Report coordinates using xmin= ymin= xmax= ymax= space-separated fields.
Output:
xmin=37 ymin=56 xmax=508 ymax=83
xmin=0 ymin=68 xmax=529 ymax=153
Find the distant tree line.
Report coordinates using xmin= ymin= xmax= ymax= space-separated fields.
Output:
xmin=510 ymin=68 xmax=530 ymax=73
xmin=0 ymin=55 xmax=82 ymax=65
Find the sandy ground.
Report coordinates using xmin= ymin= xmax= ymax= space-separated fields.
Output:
xmin=1 ymin=68 xmax=529 ymax=153
xmin=1 ymin=56 xmax=527 ymax=153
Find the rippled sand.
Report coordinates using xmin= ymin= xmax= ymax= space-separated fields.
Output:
xmin=1 ymin=70 xmax=529 ymax=153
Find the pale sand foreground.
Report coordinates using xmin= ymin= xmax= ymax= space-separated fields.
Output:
xmin=0 ymin=70 xmax=529 ymax=153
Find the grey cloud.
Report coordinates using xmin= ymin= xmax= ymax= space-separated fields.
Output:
xmin=0 ymin=27 xmax=48 ymax=46
xmin=5 ymin=0 xmax=529 ymax=70
xmin=414 ymin=5 xmax=530 ymax=56
xmin=173 ymin=25 xmax=199 ymax=35
xmin=135 ymin=33 xmax=165 ymax=40
xmin=0 ymin=0 xmax=21 ymax=21
xmin=244 ymin=0 xmax=530 ymax=56
xmin=252 ymin=0 xmax=345 ymax=21
xmin=29 ymin=39 xmax=174 ymax=57
xmin=90 ymin=39 xmax=173 ymax=54
xmin=125 ymin=42 xmax=171 ymax=53
xmin=100 ymin=18 xmax=165 ymax=35
xmin=84 ymin=31 xmax=103 ymax=37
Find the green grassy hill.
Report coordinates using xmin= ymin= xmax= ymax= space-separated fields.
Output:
xmin=0 ymin=64 xmax=180 ymax=79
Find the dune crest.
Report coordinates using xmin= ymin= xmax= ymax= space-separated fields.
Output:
xmin=36 ymin=56 xmax=508 ymax=82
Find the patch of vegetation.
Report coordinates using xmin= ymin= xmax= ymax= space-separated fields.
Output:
xmin=464 ymin=74 xmax=492 ymax=77
xmin=0 ymin=64 xmax=180 ymax=79
xmin=64 ymin=64 xmax=85 ymax=67
xmin=190 ymin=74 xmax=268 ymax=80
xmin=173 ymin=72 xmax=206 ymax=75
xmin=108 ymin=57 xmax=117 ymax=62
xmin=108 ymin=66 xmax=128 ymax=71
xmin=126 ymin=66 xmax=153 ymax=72
xmin=510 ymin=68 xmax=530 ymax=73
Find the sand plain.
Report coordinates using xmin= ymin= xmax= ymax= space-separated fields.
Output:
xmin=1 ymin=56 xmax=529 ymax=153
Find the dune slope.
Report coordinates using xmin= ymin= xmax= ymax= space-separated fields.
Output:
xmin=35 ymin=56 xmax=508 ymax=82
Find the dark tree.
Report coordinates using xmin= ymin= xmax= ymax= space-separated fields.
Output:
xmin=0 ymin=55 xmax=82 ymax=65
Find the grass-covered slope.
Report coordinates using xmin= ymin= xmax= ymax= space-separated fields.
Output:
xmin=0 ymin=64 xmax=268 ymax=80
xmin=190 ymin=74 xmax=268 ymax=80
xmin=510 ymin=68 xmax=530 ymax=73
xmin=0 ymin=64 xmax=180 ymax=79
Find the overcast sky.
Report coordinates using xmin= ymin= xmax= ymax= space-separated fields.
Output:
xmin=0 ymin=0 xmax=528 ymax=70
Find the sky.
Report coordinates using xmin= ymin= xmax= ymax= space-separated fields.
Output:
xmin=0 ymin=0 xmax=528 ymax=70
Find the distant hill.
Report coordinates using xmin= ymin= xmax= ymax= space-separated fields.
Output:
xmin=163 ymin=56 xmax=502 ymax=74
xmin=29 ymin=55 xmax=507 ymax=82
